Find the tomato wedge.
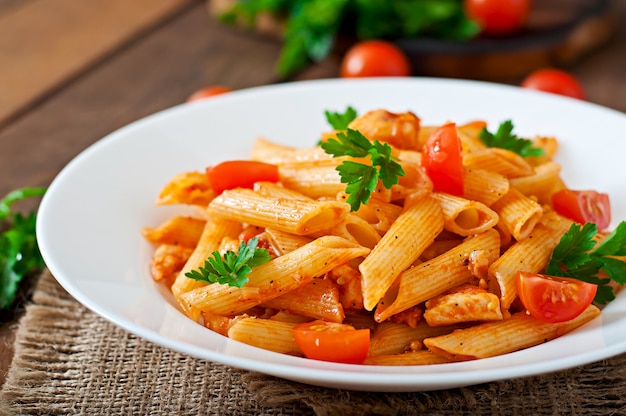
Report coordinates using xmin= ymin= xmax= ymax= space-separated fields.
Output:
xmin=516 ymin=271 xmax=597 ymax=323
xmin=206 ymin=161 xmax=279 ymax=194
xmin=421 ymin=123 xmax=464 ymax=196
xmin=293 ymin=320 xmax=370 ymax=364
xmin=552 ymin=189 xmax=611 ymax=230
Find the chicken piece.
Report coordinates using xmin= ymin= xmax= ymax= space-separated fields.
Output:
xmin=424 ymin=284 xmax=502 ymax=327
xmin=348 ymin=109 xmax=421 ymax=150
xmin=150 ymin=244 xmax=193 ymax=284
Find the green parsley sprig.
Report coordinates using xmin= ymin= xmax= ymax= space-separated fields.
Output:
xmin=479 ymin=120 xmax=545 ymax=158
xmin=185 ymin=237 xmax=271 ymax=288
xmin=546 ymin=221 xmax=626 ymax=304
xmin=1 ymin=187 xmax=47 ymax=310
xmin=321 ymin=128 xmax=404 ymax=211
xmin=325 ymin=106 xmax=357 ymax=130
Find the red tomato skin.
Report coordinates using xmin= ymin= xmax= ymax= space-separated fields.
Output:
xmin=516 ymin=272 xmax=597 ymax=323
xmin=552 ymin=189 xmax=611 ymax=230
xmin=206 ymin=161 xmax=279 ymax=194
xmin=186 ymin=86 xmax=232 ymax=102
xmin=293 ymin=321 xmax=370 ymax=364
xmin=421 ymin=123 xmax=464 ymax=196
xmin=340 ymin=40 xmax=411 ymax=78
xmin=521 ymin=68 xmax=586 ymax=100
xmin=465 ymin=0 xmax=531 ymax=36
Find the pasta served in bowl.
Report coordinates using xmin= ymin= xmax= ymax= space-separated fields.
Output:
xmin=37 ymin=78 xmax=626 ymax=391
xmin=143 ymin=105 xmax=621 ymax=366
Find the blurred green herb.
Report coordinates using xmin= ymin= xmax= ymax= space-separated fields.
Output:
xmin=220 ymin=0 xmax=479 ymax=77
xmin=325 ymin=106 xmax=358 ymax=130
xmin=1 ymin=187 xmax=47 ymax=310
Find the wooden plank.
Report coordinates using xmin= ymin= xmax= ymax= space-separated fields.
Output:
xmin=0 ymin=0 xmax=195 ymax=126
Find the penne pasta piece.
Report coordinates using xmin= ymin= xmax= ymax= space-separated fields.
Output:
xmin=250 ymin=137 xmax=330 ymax=164
xmin=431 ymin=192 xmax=499 ymax=236
xmin=463 ymin=167 xmax=509 ymax=207
xmin=278 ymin=159 xmax=346 ymax=199
xmin=171 ymin=218 xmax=242 ymax=303
xmin=457 ymin=120 xmax=488 ymax=153
xmin=463 ymin=147 xmax=534 ymax=178
xmin=360 ymin=196 xmax=444 ymax=311
xmin=488 ymin=221 xmax=571 ymax=312
xmin=491 ymin=187 xmax=543 ymax=241
xmin=311 ymin=213 xmax=381 ymax=249
xmin=509 ymin=161 xmax=562 ymax=204
xmin=179 ymin=236 xmax=370 ymax=316
xmin=253 ymin=181 xmax=311 ymax=201
xmin=364 ymin=350 xmax=452 ymax=366
xmin=424 ymin=305 xmax=601 ymax=361
xmin=261 ymin=278 xmax=345 ymax=323
xmin=368 ymin=321 xmax=458 ymax=357
xmin=352 ymin=197 xmax=403 ymax=235
xmin=375 ymin=229 xmax=500 ymax=322
xmin=227 ymin=317 xmax=302 ymax=355
xmin=207 ymin=188 xmax=350 ymax=235
xmin=389 ymin=160 xmax=433 ymax=202
xmin=264 ymin=228 xmax=312 ymax=256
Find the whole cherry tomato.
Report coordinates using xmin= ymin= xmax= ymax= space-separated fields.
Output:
xmin=521 ymin=68 xmax=586 ymax=100
xmin=186 ymin=85 xmax=232 ymax=102
xmin=464 ymin=0 xmax=531 ymax=36
xmin=340 ymin=40 xmax=411 ymax=78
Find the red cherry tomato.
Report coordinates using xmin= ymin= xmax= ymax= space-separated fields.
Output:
xmin=464 ymin=0 xmax=531 ymax=36
xmin=421 ymin=123 xmax=464 ymax=196
xmin=521 ymin=68 xmax=586 ymax=100
xmin=206 ymin=161 xmax=279 ymax=194
xmin=552 ymin=189 xmax=611 ymax=231
xmin=186 ymin=86 xmax=232 ymax=102
xmin=516 ymin=271 xmax=597 ymax=323
xmin=340 ymin=40 xmax=411 ymax=78
xmin=293 ymin=320 xmax=370 ymax=364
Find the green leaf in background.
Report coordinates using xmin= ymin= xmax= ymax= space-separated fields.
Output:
xmin=220 ymin=0 xmax=479 ymax=78
xmin=0 ymin=187 xmax=46 ymax=310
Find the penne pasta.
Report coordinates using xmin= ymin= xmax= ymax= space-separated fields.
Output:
xmin=430 ymin=192 xmax=499 ymax=236
xmin=359 ymin=195 xmax=444 ymax=311
xmin=207 ymin=188 xmax=350 ymax=235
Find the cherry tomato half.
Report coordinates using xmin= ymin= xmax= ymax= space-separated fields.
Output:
xmin=464 ymin=0 xmax=531 ymax=36
xmin=552 ymin=189 xmax=611 ymax=230
xmin=186 ymin=85 xmax=232 ymax=102
xmin=293 ymin=320 xmax=370 ymax=364
xmin=206 ymin=160 xmax=279 ymax=194
xmin=340 ymin=40 xmax=411 ymax=78
xmin=421 ymin=123 xmax=464 ymax=196
xmin=521 ymin=68 xmax=586 ymax=100
xmin=516 ymin=271 xmax=597 ymax=323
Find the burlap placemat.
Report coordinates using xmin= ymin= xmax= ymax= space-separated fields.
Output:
xmin=1 ymin=270 xmax=626 ymax=415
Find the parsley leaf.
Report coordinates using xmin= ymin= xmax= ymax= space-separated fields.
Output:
xmin=546 ymin=221 xmax=626 ymax=304
xmin=321 ymin=129 xmax=404 ymax=211
xmin=325 ymin=106 xmax=358 ymax=130
xmin=1 ymin=187 xmax=47 ymax=310
xmin=185 ymin=237 xmax=271 ymax=288
xmin=479 ymin=120 xmax=545 ymax=158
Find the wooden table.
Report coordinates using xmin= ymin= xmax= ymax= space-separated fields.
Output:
xmin=1 ymin=0 xmax=625 ymax=389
